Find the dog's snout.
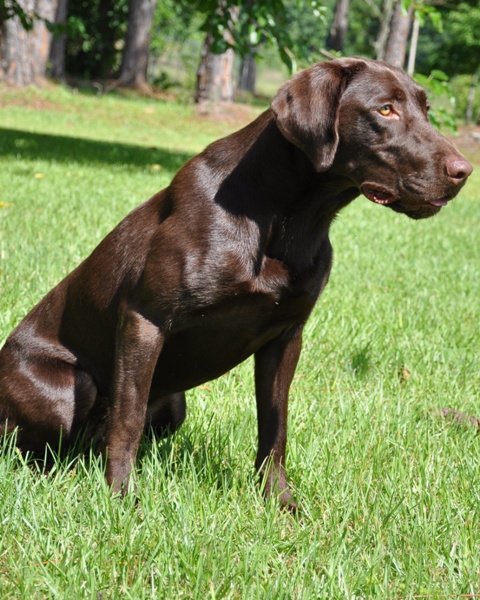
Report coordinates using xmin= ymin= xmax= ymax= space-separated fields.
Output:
xmin=444 ymin=156 xmax=473 ymax=185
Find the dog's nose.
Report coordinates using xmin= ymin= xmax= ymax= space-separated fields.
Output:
xmin=445 ymin=156 xmax=473 ymax=185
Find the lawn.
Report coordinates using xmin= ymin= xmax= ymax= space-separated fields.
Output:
xmin=0 ymin=85 xmax=479 ymax=599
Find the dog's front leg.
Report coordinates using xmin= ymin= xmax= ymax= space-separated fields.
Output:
xmin=103 ymin=306 xmax=163 ymax=494
xmin=254 ymin=326 xmax=303 ymax=512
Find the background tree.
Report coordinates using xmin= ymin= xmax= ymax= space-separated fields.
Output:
xmin=326 ymin=0 xmax=349 ymax=53
xmin=0 ymin=0 xmax=58 ymax=85
xmin=49 ymin=0 xmax=68 ymax=78
xmin=237 ymin=53 xmax=256 ymax=94
xmin=195 ymin=0 xmax=237 ymax=104
xmin=195 ymin=31 xmax=236 ymax=104
xmin=236 ymin=0 xmax=257 ymax=95
xmin=383 ymin=0 xmax=413 ymax=68
xmin=373 ymin=0 xmax=394 ymax=60
xmin=119 ymin=0 xmax=157 ymax=90
xmin=193 ymin=0 xmax=325 ymax=104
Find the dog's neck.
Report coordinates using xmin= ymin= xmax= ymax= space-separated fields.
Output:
xmin=175 ymin=109 xmax=360 ymax=269
xmin=216 ymin=110 xmax=360 ymax=265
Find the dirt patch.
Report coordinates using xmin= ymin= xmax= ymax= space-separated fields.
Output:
xmin=0 ymin=77 xmax=63 ymax=110
xmin=195 ymin=101 xmax=262 ymax=127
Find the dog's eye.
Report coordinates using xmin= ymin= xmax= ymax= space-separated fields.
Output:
xmin=379 ymin=104 xmax=393 ymax=116
xmin=426 ymin=102 xmax=431 ymax=112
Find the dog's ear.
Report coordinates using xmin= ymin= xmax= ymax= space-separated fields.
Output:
xmin=271 ymin=59 xmax=366 ymax=172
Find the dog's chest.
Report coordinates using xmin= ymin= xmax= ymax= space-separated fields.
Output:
xmin=150 ymin=254 xmax=328 ymax=395
xmin=153 ymin=287 xmax=309 ymax=395
xmin=179 ymin=249 xmax=320 ymax=321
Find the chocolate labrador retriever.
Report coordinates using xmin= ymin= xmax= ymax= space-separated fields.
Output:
xmin=0 ymin=58 xmax=472 ymax=510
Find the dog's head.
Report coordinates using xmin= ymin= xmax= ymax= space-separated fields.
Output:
xmin=271 ymin=57 xmax=472 ymax=220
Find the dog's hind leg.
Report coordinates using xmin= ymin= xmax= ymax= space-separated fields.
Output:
xmin=0 ymin=347 xmax=97 ymax=458
xmin=145 ymin=392 xmax=186 ymax=438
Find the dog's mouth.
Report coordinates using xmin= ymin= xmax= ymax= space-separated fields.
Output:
xmin=362 ymin=184 xmax=452 ymax=212
xmin=361 ymin=185 xmax=397 ymax=205
xmin=427 ymin=198 xmax=448 ymax=207
xmin=390 ymin=195 xmax=452 ymax=220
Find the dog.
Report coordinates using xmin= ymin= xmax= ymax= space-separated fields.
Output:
xmin=0 ymin=58 xmax=472 ymax=510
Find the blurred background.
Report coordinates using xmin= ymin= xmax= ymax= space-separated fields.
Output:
xmin=0 ymin=0 xmax=479 ymax=127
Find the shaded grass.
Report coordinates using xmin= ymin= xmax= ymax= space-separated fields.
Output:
xmin=0 ymin=84 xmax=479 ymax=598
xmin=0 ymin=127 xmax=192 ymax=170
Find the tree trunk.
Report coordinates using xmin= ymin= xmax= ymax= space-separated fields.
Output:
xmin=0 ymin=0 xmax=58 ymax=85
xmin=49 ymin=0 xmax=68 ymax=79
xmin=238 ymin=53 xmax=256 ymax=94
xmin=195 ymin=31 xmax=235 ymax=105
xmin=374 ymin=0 xmax=394 ymax=61
xmin=407 ymin=17 xmax=420 ymax=76
xmin=119 ymin=0 xmax=157 ymax=89
xmin=384 ymin=0 xmax=413 ymax=69
xmin=326 ymin=0 xmax=350 ymax=53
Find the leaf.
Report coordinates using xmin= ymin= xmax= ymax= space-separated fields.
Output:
xmin=428 ymin=10 xmax=443 ymax=34
xmin=279 ymin=46 xmax=297 ymax=75
xmin=398 ymin=367 xmax=411 ymax=385
xmin=430 ymin=69 xmax=449 ymax=82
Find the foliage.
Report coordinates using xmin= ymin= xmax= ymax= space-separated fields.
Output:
xmin=414 ymin=70 xmax=457 ymax=132
xmin=151 ymin=0 xmax=202 ymax=55
xmin=343 ymin=0 xmax=380 ymax=59
xmin=65 ymin=0 xmax=129 ymax=79
xmin=147 ymin=0 xmax=205 ymax=92
xmin=192 ymin=0 xmax=326 ymax=73
xmin=0 ymin=0 xmax=33 ymax=29
xmin=450 ymin=74 xmax=480 ymax=124
xmin=416 ymin=0 xmax=480 ymax=77
xmin=402 ymin=0 xmax=443 ymax=31
xmin=282 ymin=0 xmax=332 ymax=68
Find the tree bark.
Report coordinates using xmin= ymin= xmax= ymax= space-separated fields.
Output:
xmin=0 ymin=0 xmax=58 ymax=85
xmin=194 ymin=1 xmax=238 ymax=106
xmin=407 ymin=16 xmax=420 ymax=76
xmin=195 ymin=31 xmax=235 ymax=104
xmin=238 ymin=53 xmax=256 ymax=94
xmin=119 ymin=0 xmax=157 ymax=89
xmin=384 ymin=0 xmax=413 ymax=69
xmin=374 ymin=0 xmax=394 ymax=61
xmin=326 ymin=0 xmax=350 ymax=53
xmin=49 ymin=0 xmax=68 ymax=79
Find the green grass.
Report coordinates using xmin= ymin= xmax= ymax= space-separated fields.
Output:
xmin=1 ymin=84 xmax=479 ymax=599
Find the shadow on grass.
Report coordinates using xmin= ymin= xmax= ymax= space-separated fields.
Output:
xmin=351 ymin=343 xmax=372 ymax=379
xmin=1 ymin=423 xmax=238 ymax=495
xmin=0 ymin=127 xmax=193 ymax=171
